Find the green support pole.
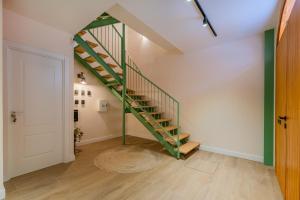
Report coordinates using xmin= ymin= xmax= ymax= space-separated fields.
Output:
xmin=264 ymin=29 xmax=275 ymax=166
xmin=121 ymin=24 xmax=126 ymax=145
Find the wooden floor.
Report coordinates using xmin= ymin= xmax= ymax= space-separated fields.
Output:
xmin=5 ymin=136 xmax=283 ymax=200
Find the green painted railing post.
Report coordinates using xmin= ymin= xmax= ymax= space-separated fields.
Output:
xmin=176 ymin=103 xmax=180 ymax=159
xmin=122 ymin=24 xmax=126 ymax=145
xmin=264 ymin=29 xmax=275 ymax=166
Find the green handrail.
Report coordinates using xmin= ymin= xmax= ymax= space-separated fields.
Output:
xmin=126 ymin=63 xmax=179 ymax=104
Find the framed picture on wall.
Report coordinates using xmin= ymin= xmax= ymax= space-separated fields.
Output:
xmin=87 ymin=91 xmax=92 ymax=96
xmin=74 ymin=90 xmax=79 ymax=95
xmin=81 ymin=90 xmax=85 ymax=96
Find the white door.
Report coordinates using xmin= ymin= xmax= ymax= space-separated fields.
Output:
xmin=7 ymin=47 xmax=64 ymax=178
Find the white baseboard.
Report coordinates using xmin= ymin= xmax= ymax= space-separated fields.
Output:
xmin=77 ymin=135 xmax=120 ymax=146
xmin=92 ymin=133 xmax=264 ymax=163
xmin=200 ymin=145 xmax=264 ymax=163
xmin=0 ymin=184 xmax=5 ymax=200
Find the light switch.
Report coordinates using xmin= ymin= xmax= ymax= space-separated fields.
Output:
xmin=98 ymin=100 xmax=108 ymax=112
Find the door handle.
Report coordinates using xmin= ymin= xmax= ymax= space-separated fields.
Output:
xmin=11 ymin=111 xmax=23 ymax=123
xmin=277 ymin=116 xmax=288 ymax=129
xmin=11 ymin=111 xmax=17 ymax=123
xmin=278 ymin=116 xmax=288 ymax=121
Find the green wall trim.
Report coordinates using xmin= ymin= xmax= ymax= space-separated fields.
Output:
xmin=264 ymin=29 xmax=275 ymax=166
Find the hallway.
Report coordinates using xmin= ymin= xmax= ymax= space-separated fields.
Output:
xmin=5 ymin=136 xmax=282 ymax=200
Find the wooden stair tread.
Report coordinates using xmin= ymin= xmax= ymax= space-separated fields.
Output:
xmin=94 ymin=63 xmax=118 ymax=71
xmin=77 ymin=30 xmax=86 ymax=36
xmin=106 ymin=82 xmax=121 ymax=87
xmin=118 ymin=88 xmax=135 ymax=93
xmin=129 ymin=94 xmax=145 ymax=97
xmin=155 ymin=126 xmax=177 ymax=132
xmin=86 ymin=41 xmax=98 ymax=48
xmin=179 ymin=141 xmax=200 ymax=154
xmin=133 ymin=105 xmax=156 ymax=108
xmin=102 ymin=73 xmax=123 ymax=79
xmin=108 ymin=63 xmax=118 ymax=68
xmin=134 ymin=99 xmax=151 ymax=102
xmin=75 ymin=46 xmax=86 ymax=54
xmin=165 ymin=133 xmax=190 ymax=144
xmin=85 ymin=53 xmax=109 ymax=63
xmin=140 ymin=111 xmax=163 ymax=115
xmin=95 ymin=66 xmax=104 ymax=72
xmin=75 ymin=40 xmax=99 ymax=54
xmin=156 ymin=118 xmax=172 ymax=123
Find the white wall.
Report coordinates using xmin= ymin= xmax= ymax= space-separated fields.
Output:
xmin=126 ymin=26 xmax=167 ymax=68
xmin=74 ymin=61 xmax=122 ymax=145
xmin=127 ymin=34 xmax=265 ymax=162
xmin=3 ymin=9 xmax=75 ymax=180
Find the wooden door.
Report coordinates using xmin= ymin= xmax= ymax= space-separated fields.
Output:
xmin=285 ymin=0 xmax=300 ymax=199
xmin=275 ymin=27 xmax=288 ymax=195
xmin=7 ymin=46 xmax=64 ymax=178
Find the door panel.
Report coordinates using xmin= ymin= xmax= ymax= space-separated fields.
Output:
xmin=8 ymin=48 xmax=64 ymax=178
xmin=285 ymin=0 xmax=300 ymax=199
xmin=275 ymin=28 xmax=288 ymax=195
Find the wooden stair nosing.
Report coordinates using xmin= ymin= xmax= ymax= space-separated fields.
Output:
xmin=94 ymin=63 xmax=118 ymax=71
xmin=102 ymin=73 xmax=123 ymax=79
xmin=165 ymin=133 xmax=190 ymax=144
xmin=179 ymin=141 xmax=200 ymax=154
xmin=140 ymin=111 xmax=163 ymax=116
xmin=155 ymin=125 xmax=177 ymax=132
xmin=133 ymin=105 xmax=156 ymax=109
xmin=86 ymin=41 xmax=98 ymax=48
xmin=77 ymin=30 xmax=87 ymax=36
xmin=106 ymin=82 xmax=121 ymax=87
xmin=84 ymin=53 xmax=109 ymax=63
xmin=130 ymin=94 xmax=145 ymax=97
xmin=155 ymin=118 xmax=172 ymax=123
xmin=75 ymin=40 xmax=100 ymax=54
xmin=118 ymin=88 xmax=135 ymax=93
xmin=134 ymin=99 xmax=151 ymax=102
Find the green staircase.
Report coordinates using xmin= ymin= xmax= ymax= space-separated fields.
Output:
xmin=73 ymin=13 xmax=200 ymax=159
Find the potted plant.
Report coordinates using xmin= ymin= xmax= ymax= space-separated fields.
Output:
xmin=74 ymin=127 xmax=84 ymax=154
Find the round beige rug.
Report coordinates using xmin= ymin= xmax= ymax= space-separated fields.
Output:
xmin=94 ymin=146 xmax=162 ymax=173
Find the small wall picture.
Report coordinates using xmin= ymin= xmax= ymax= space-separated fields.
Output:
xmin=75 ymin=100 xmax=79 ymax=105
xmin=81 ymin=90 xmax=85 ymax=96
xmin=87 ymin=91 xmax=92 ymax=96
xmin=74 ymin=90 xmax=79 ymax=95
xmin=81 ymin=100 xmax=85 ymax=105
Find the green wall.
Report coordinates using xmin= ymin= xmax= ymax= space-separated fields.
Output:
xmin=264 ymin=29 xmax=275 ymax=166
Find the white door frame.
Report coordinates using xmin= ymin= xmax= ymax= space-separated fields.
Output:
xmin=3 ymin=41 xmax=74 ymax=181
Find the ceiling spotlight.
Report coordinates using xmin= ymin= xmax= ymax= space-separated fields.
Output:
xmin=203 ymin=17 xmax=208 ymax=27
xmin=77 ymin=72 xmax=87 ymax=85
xmin=186 ymin=0 xmax=192 ymax=2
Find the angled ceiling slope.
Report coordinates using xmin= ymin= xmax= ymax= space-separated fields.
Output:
xmin=3 ymin=0 xmax=118 ymax=34
xmin=108 ymin=4 xmax=182 ymax=53
xmin=3 ymin=0 xmax=181 ymax=53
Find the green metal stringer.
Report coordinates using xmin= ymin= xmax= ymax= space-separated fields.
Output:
xmin=75 ymin=53 xmax=109 ymax=84
xmin=121 ymin=24 xmax=127 ymax=145
xmin=83 ymin=15 xmax=119 ymax=30
xmin=128 ymin=107 xmax=179 ymax=158
xmin=74 ymin=35 xmax=122 ymax=84
xmin=264 ymin=29 xmax=275 ymax=166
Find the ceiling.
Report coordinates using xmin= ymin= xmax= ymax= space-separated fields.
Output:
xmin=4 ymin=0 xmax=280 ymax=52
